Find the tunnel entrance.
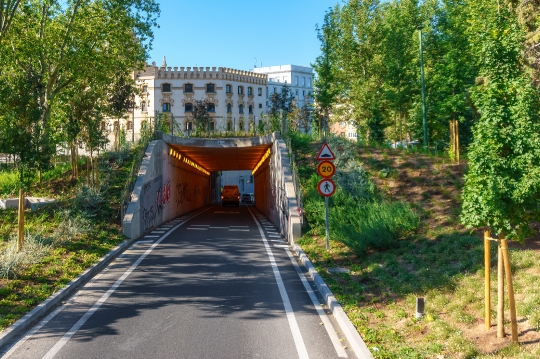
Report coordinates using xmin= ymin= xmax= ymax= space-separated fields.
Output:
xmin=122 ymin=132 xmax=299 ymax=241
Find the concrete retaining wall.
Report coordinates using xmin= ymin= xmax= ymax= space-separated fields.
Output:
xmin=122 ymin=140 xmax=210 ymax=239
xmin=254 ymin=139 xmax=301 ymax=244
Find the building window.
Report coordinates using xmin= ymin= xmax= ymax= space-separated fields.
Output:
xmin=185 ymin=103 xmax=193 ymax=112
xmin=227 ymin=103 xmax=232 ymax=113
xmin=226 ymin=84 xmax=232 ymax=93
xmin=273 ymin=87 xmax=276 ymax=94
xmin=226 ymin=120 xmax=233 ymax=131
xmin=248 ymin=87 xmax=253 ymax=95
xmin=238 ymin=86 xmax=244 ymax=94
xmin=142 ymin=85 xmax=148 ymax=93
xmin=266 ymin=87 xmax=268 ymax=98
xmin=248 ymin=105 xmax=253 ymax=114
xmin=162 ymin=83 xmax=171 ymax=92
xmin=295 ymin=90 xmax=298 ymax=98
xmin=162 ymin=102 xmax=171 ymax=112
xmin=302 ymin=77 xmax=305 ymax=87
xmin=141 ymin=102 xmax=147 ymax=112
xmin=186 ymin=121 xmax=193 ymax=131
xmin=340 ymin=132 xmax=345 ymax=137
xmin=100 ymin=121 xmax=106 ymax=131
xmin=206 ymin=83 xmax=215 ymax=93
xmin=308 ymin=78 xmax=312 ymax=87
xmin=302 ymin=90 xmax=305 ymax=97
xmin=184 ymin=83 xmax=193 ymax=93
xmin=239 ymin=105 xmax=244 ymax=114
xmin=239 ymin=119 xmax=245 ymax=131
xmin=259 ymin=103 xmax=262 ymax=109
xmin=209 ymin=121 xmax=215 ymax=131
xmin=295 ymin=76 xmax=298 ymax=85
xmin=258 ymin=87 xmax=262 ymax=96
xmin=207 ymin=103 xmax=215 ymax=112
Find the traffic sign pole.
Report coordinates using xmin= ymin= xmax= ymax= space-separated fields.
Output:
xmin=316 ymin=143 xmax=336 ymax=251
xmin=325 ymin=197 xmax=329 ymax=250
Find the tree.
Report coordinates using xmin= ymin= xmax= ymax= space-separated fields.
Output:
xmin=269 ymin=83 xmax=295 ymax=134
xmin=0 ymin=0 xmax=159 ymax=250
xmin=191 ymin=99 xmax=212 ymax=135
xmin=0 ymin=0 xmax=23 ymax=42
xmin=461 ymin=0 xmax=540 ymax=343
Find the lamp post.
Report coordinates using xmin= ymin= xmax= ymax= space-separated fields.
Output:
xmin=418 ymin=25 xmax=428 ymax=152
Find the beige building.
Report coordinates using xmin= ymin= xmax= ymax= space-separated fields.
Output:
xmin=329 ymin=121 xmax=358 ymax=142
xmin=118 ymin=58 xmax=268 ymax=142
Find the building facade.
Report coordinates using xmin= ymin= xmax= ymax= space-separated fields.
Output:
xmin=252 ymin=65 xmax=313 ymax=111
xmin=119 ymin=58 xmax=268 ymax=142
xmin=329 ymin=120 xmax=358 ymax=142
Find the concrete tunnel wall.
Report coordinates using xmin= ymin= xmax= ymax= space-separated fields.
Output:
xmin=122 ymin=140 xmax=211 ymax=239
xmin=254 ymin=139 xmax=301 ymax=244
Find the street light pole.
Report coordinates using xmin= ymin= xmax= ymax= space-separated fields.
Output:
xmin=418 ymin=25 xmax=428 ymax=152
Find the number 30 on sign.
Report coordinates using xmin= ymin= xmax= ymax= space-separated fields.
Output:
xmin=317 ymin=161 xmax=336 ymax=178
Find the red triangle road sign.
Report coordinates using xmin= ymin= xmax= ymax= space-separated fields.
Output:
xmin=316 ymin=143 xmax=336 ymax=161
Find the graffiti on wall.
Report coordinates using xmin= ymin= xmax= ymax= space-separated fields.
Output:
xmin=141 ymin=176 xmax=172 ymax=233
xmin=175 ymin=180 xmax=201 ymax=207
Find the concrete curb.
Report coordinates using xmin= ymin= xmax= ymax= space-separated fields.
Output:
xmin=291 ymin=243 xmax=374 ymax=359
xmin=0 ymin=236 xmax=137 ymax=349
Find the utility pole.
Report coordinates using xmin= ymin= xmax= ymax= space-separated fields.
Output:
xmin=418 ymin=25 xmax=428 ymax=152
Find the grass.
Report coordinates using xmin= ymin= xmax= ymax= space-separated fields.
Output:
xmin=0 ymin=147 xmax=138 ymax=331
xmin=291 ymin=133 xmax=540 ymax=359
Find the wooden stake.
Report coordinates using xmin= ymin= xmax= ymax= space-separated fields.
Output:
xmin=17 ymin=187 xmax=24 ymax=252
xmin=497 ymin=243 xmax=505 ymax=338
xmin=484 ymin=230 xmax=491 ymax=330
xmin=454 ymin=120 xmax=460 ymax=164
xmin=501 ymin=238 xmax=519 ymax=343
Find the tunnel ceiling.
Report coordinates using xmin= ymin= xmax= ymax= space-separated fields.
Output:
xmin=168 ymin=143 xmax=272 ymax=172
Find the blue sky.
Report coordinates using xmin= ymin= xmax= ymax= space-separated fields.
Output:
xmin=148 ymin=0 xmax=338 ymax=71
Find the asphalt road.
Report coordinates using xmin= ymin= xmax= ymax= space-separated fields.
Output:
xmin=1 ymin=205 xmax=355 ymax=359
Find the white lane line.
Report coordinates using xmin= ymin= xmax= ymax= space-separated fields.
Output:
xmin=248 ymin=208 xmax=309 ymax=359
xmin=40 ymin=208 xmax=211 ymax=359
xmin=229 ymin=229 xmax=249 ymax=232
xmin=284 ymin=249 xmax=348 ymax=358
xmin=271 ymin=240 xmax=285 ymax=243
xmin=191 ymin=225 xmax=210 ymax=227
xmin=187 ymin=228 xmax=207 ymax=230
xmin=269 ymin=236 xmax=283 ymax=238
xmin=273 ymin=245 xmax=289 ymax=248
xmin=151 ymin=231 xmax=166 ymax=234
xmin=230 ymin=226 xmax=249 ymax=228
xmin=144 ymin=235 xmax=160 ymax=238
xmin=209 ymin=226 xmax=228 ymax=229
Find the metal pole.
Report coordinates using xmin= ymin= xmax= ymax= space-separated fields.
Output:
xmin=418 ymin=26 xmax=428 ymax=152
xmin=325 ymin=196 xmax=329 ymax=250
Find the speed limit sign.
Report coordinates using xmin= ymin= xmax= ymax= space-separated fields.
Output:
xmin=317 ymin=161 xmax=336 ymax=178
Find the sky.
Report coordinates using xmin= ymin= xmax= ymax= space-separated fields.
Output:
xmin=147 ymin=0 xmax=338 ymax=71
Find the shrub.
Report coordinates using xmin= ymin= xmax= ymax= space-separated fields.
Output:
xmin=72 ymin=184 xmax=107 ymax=217
xmin=0 ymin=233 xmax=53 ymax=279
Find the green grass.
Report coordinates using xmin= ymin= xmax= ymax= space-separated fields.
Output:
xmin=0 ymin=148 xmax=140 ymax=331
xmin=290 ymin=132 xmax=540 ymax=358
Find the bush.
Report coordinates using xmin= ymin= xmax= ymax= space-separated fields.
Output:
xmin=0 ymin=233 xmax=53 ymax=279
xmin=72 ymin=184 xmax=107 ymax=217
xmin=331 ymin=195 xmax=420 ymax=255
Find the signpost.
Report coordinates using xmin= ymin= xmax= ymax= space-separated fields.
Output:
xmin=316 ymin=143 xmax=336 ymax=250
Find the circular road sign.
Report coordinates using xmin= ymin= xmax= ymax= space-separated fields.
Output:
xmin=317 ymin=161 xmax=336 ymax=178
xmin=317 ymin=178 xmax=336 ymax=197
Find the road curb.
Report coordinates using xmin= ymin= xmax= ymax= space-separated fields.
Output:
xmin=0 ymin=236 xmax=137 ymax=350
xmin=291 ymin=243 xmax=373 ymax=359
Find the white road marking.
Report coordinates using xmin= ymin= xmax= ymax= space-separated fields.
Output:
xmin=230 ymin=226 xmax=249 ymax=228
xmin=188 ymin=228 xmax=207 ymax=230
xmin=144 ymin=235 xmax=160 ymax=238
xmin=284 ymin=248 xmax=348 ymax=358
xmin=269 ymin=236 xmax=283 ymax=238
xmin=273 ymin=245 xmax=289 ymax=248
xmin=209 ymin=226 xmax=228 ymax=229
xmin=229 ymin=229 xmax=249 ymax=232
xmin=248 ymin=208 xmax=309 ymax=359
xmin=192 ymin=225 xmax=210 ymax=227
xmin=271 ymin=240 xmax=285 ymax=243
xmin=151 ymin=231 xmax=166 ymax=234
xmin=39 ymin=209 xmax=211 ymax=359
xmin=137 ymin=240 xmax=154 ymax=244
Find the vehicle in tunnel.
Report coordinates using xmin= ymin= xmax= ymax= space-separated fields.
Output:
xmin=241 ymin=192 xmax=254 ymax=204
xmin=221 ymin=185 xmax=240 ymax=206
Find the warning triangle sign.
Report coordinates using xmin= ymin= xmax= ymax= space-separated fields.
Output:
xmin=316 ymin=143 xmax=336 ymax=161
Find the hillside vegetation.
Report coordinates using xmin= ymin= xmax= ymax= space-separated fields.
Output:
xmin=292 ymin=134 xmax=540 ymax=359
xmin=0 ymin=149 xmax=136 ymax=331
